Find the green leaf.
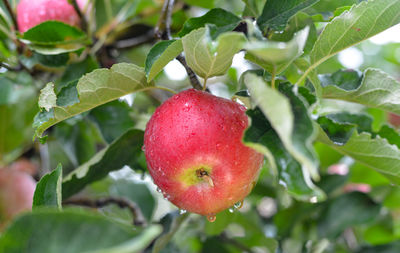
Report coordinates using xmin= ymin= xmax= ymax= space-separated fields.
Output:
xmin=318 ymin=192 xmax=380 ymax=238
xmin=364 ymin=223 xmax=397 ymax=245
xmin=38 ymin=83 xmax=57 ymax=112
xmin=244 ymin=27 xmax=309 ymax=74
xmin=242 ymin=0 xmax=266 ymax=17
xmin=244 ymin=108 xmax=325 ymax=201
xmin=178 ymin=8 xmax=241 ymax=38
xmin=0 ymin=77 xmax=37 ymax=165
xmin=89 ymin=100 xmax=135 ymax=144
xmin=205 ymin=210 xmax=278 ymax=252
xmin=58 ymin=56 xmax=99 ymax=91
xmin=358 ymin=242 xmax=400 ymax=253
xmin=0 ymin=208 xmax=162 ymax=253
xmin=145 ymin=40 xmax=183 ymax=82
xmin=182 ymin=28 xmax=246 ymax=80
xmin=321 ymin=69 xmax=400 ymax=114
xmin=53 ymin=119 xmax=101 ymax=166
xmin=317 ymin=112 xmax=373 ymax=145
xmin=20 ymin=52 xmax=71 ymax=68
xmin=25 ymin=44 xmax=84 ymax=55
xmin=182 ymin=0 xmax=214 ymax=9
xmin=109 ymin=180 xmax=155 ymax=222
xmin=152 ymin=212 xmax=190 ymax=253
xmin=318 ymin=124 xmax=400 ymax=185
xmin=257 ymin=0 xmax=320 ymax=31
xmin=20 ymin=21 xmax=87 ymax=45
xmin=33 ymin=164 xmax=62 ymax=209
xmin=270 ymin=12 xmax=317 ymax=54
xmin=309 ymin=0 xmax=400 ymax=72
xmin=62 ymin=129 xmax=145 ymax=199
xmin=33 ymin=63 xmax=155 ymax=138
xmin=243 ymin=73 xmax=320 ymax=179
xmin=294 ymin=57 xmax=322 ymax=96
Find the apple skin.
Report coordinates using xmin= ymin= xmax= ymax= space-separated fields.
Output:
xmin=144 ymin=89 xmax=263 ymax=216
xmin=17 ymin=0 xmax=87 ymax=33
xmin=0 ymin=168 xmax=36 ymax=227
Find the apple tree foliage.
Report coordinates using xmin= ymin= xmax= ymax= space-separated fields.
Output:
xmin=1 ymin=0 xmax=400 ymax=252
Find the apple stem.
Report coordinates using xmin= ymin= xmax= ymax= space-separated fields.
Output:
xmin=204 ymin=175 xmax=214 ymax=187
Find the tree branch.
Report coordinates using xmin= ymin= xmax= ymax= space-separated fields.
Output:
xmin=155 ymin=0 xmax=174 ymax=40
xmin=63 ymin=197 xmax=146 ymax=226
xmin=219 ymin=232 xmax=254 ymax=253
xmin=114 ymin=29 xmax=155 ymax=49
xmin=0 ymin=62 xmax=22 ymax=72
xmin=2 ymin=0 xmax=18 ymax=31
xmin=155 ymin=0 xmax=203 ymax=90
xmin=176 ymin=55 xmax=203 ymax=90
xmin=70 ymin=0 xmax=87 ymax=32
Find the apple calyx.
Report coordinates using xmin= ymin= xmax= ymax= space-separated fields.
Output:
xmin=196 ymin=168 xmax=214 ymax=187
xmin=177 ymin=165 xmax=214 ymax=188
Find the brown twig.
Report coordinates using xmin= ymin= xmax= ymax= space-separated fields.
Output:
xmin=114 ymin=29 xmax=155 ymax=49
xmin=63 ymin=197 xmax=146 ymax=226
xmin=155 ymin=0 xmax=174 ymax=40
xmin=2 ymin=0 xmax=18 ymax=31
xmin=0 ymin=62 xmax=22 ymax=71
xmin=176 ymin=55 xmax=203 ymax=90
xmin=155 ymin=0 xmax=203 ymax=90
xmin=70 ymin=0 xmax=87 ymax=32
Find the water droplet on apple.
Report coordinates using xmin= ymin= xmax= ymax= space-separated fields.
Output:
xmin=179 ymin=209 xmax=187 ymax=215
xmin=156 ymin=187 xmax=162 ymax=193
xmin=163 ymin=192 xmax=171 ymax=200
xmin=207 ymin=215 xmax=216 ymax=222
xmin=228 ymin=208 xmax=234 ymax=213
xmin=141 ymin=145 xmax=145 ymax=151
xmin=234 ymin=200 xmax=243 ymax=209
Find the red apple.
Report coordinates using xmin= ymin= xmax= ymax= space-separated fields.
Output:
xmin=0 ymin=168 xmax=36 ymax=228
xmin=388 ymin=112 xmax=400 ymax=128
xmin=17 ymin=0 xmax=88 ymax=33
xmin=144 ymin=89 xmax=263 ymax=217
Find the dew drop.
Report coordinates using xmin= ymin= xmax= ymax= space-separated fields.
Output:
xmin=163 ymin=193 xmax=171 ymax=200
xmin=228 ymin=208 xmax=234 ymax=213
xmin=156 ymin=187 xmax=162 ymax=193
xmin=179 ymin=209 xmax=187 ymax=215
xmin=309 ymin=196 xmax=318 ymax=203
xmin=141 ymin=145 xmax=145 ymax=152
xmin=207 ymin=215 xmax=216 ymax=222
xmin=234 ymin=200 xmax=244 ymax=209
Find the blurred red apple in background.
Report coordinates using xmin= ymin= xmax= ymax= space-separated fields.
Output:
xmin=0 ymin=167 xmax=36 ymax=228
xmin=388 ymin=112 xmax=400 ymax=128
xmin=17 ymin=0 xmax=88 ymax=33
